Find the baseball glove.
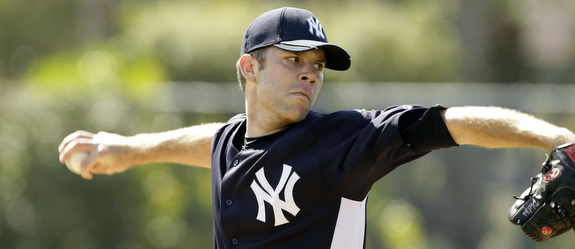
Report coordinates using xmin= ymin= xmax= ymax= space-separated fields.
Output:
xmin=508 ymin=142 xmax=575 ymax=242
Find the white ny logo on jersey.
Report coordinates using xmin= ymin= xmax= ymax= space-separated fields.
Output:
xmin=250 ymin=164 xmax=300 ymax=226
xmin=307 ymin=17 xmax=325 ymax=40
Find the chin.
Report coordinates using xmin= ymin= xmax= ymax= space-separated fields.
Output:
xmin=279 ymin=110 xmax=306 ymax=124
xmin=277 ymin=103 xmax=311 ymax=124
xmin=292 ymin=109 xmax=310 ymax=122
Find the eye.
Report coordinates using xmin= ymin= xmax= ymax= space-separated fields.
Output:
xmin=314 ymin=63 xmax=325 ymax=71
xmin=287 ymin=57 xmax=299 ymax=63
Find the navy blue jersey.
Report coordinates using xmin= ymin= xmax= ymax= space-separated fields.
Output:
xmin=210 ymin=105 xmax=456 ymax=248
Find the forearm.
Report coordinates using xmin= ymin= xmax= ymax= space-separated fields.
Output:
xmin=59 ymin=123 xmax=224 ymax=179
xmin=443 ymin=106 xmax=575 ymax=150
xmin=126 ymin=123 xmax=224 ymax=168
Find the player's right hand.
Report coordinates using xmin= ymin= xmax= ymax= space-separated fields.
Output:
xmin=58 ymin=130 xmax=135 ymax=180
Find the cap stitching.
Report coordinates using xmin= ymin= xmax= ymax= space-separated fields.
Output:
xmin=278 ymin=7 xmax=287 ymax=43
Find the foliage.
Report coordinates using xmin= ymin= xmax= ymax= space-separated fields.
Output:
xmin=320 ymin=0 xmax=460 ymax=82
xmin=2 ymin=0 xmax=463 ymax=84
xmin=0 ymin=84 xmax=228 ymax=248
xmin=27 ymin=42 xmax=166 ymax=101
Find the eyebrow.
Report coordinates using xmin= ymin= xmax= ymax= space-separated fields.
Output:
xmin=290 ymin=51 xmax=327 ymax=63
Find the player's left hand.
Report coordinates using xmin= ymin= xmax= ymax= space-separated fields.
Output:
xmin=508 ymin=142 xmax=575 ymax=242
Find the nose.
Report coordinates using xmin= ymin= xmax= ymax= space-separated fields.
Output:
xmin=299 ymin=74 xmax=316 ymax=84
xmin=299 ymin=67 xmax=318 ymax=84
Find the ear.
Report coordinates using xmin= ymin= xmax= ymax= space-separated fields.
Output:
xmin=239 ymin=54 xmax=257 ymax=83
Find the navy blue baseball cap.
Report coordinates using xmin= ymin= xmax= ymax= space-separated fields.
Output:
xmin=241 ymin=7 xmax=351 ymax=71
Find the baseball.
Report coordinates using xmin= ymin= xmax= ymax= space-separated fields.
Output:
xmin=66 ymin=151 xmax=89 ymax=175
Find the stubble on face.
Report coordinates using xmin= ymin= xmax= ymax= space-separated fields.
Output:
xmin=246 ymin=47 xmax=325 ymax=136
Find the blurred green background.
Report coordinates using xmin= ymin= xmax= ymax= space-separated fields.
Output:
xmin=1 ymin=0 xmax=575 ymax=248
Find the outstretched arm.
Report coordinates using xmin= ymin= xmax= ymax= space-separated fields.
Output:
xmin=58 ymin=123 xmax=225 ymax=180
xmin=442 ymin=106 xmax=575 ymax=150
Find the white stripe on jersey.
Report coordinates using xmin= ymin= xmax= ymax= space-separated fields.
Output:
xmin=330 ymin=196 xmax=367 ymax=249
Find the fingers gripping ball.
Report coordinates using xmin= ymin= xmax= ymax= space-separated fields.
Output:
xmin=508 ymin=142 xmax=575 ymax=242
xmin=65 ymin=152 xmax=89 ymax=175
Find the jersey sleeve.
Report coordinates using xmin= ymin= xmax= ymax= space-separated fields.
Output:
xmin=310 ymin=105 xmax=456 ymax=200
xmin=399 ymin=105 xmax=458 ymax=152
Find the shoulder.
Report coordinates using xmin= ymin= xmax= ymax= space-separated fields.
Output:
xmin=304 ymin=109 xmax=375 ymax=123
xmin=305 ymin=105 xmax=429 ymax=126
xmin=226 ymin=113 xmax=247 ymax=124
xmin=214 ymin=114 xmax=246 ymax=141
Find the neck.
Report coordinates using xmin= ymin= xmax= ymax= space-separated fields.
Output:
xmin=243 ymin=89 xmax=308 ymax=137
xmin=245 ymin=104 xmax=299 ymax=137
xmin=245 ymin=115 xmax=292 ymax=137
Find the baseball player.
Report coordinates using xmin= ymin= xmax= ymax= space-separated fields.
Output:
xmin=58 ymin=7 xmax=575 ymax=249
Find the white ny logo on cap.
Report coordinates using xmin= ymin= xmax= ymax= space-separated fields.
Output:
xmin=307 ymin=17 xmax=325 ymax=40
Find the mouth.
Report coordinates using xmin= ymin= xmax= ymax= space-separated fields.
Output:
xmin=292 ymin=91 xmax=311 ymax=102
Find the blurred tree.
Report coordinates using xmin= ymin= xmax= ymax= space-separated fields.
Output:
xmin=0 ymin=0 xmax=79 ymax=78
xmin=324 ymin=0 xmax=459 ymax=82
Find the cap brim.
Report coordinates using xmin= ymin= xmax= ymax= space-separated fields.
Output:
xmin=274 ymin=40 xmax=351 ymax=71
